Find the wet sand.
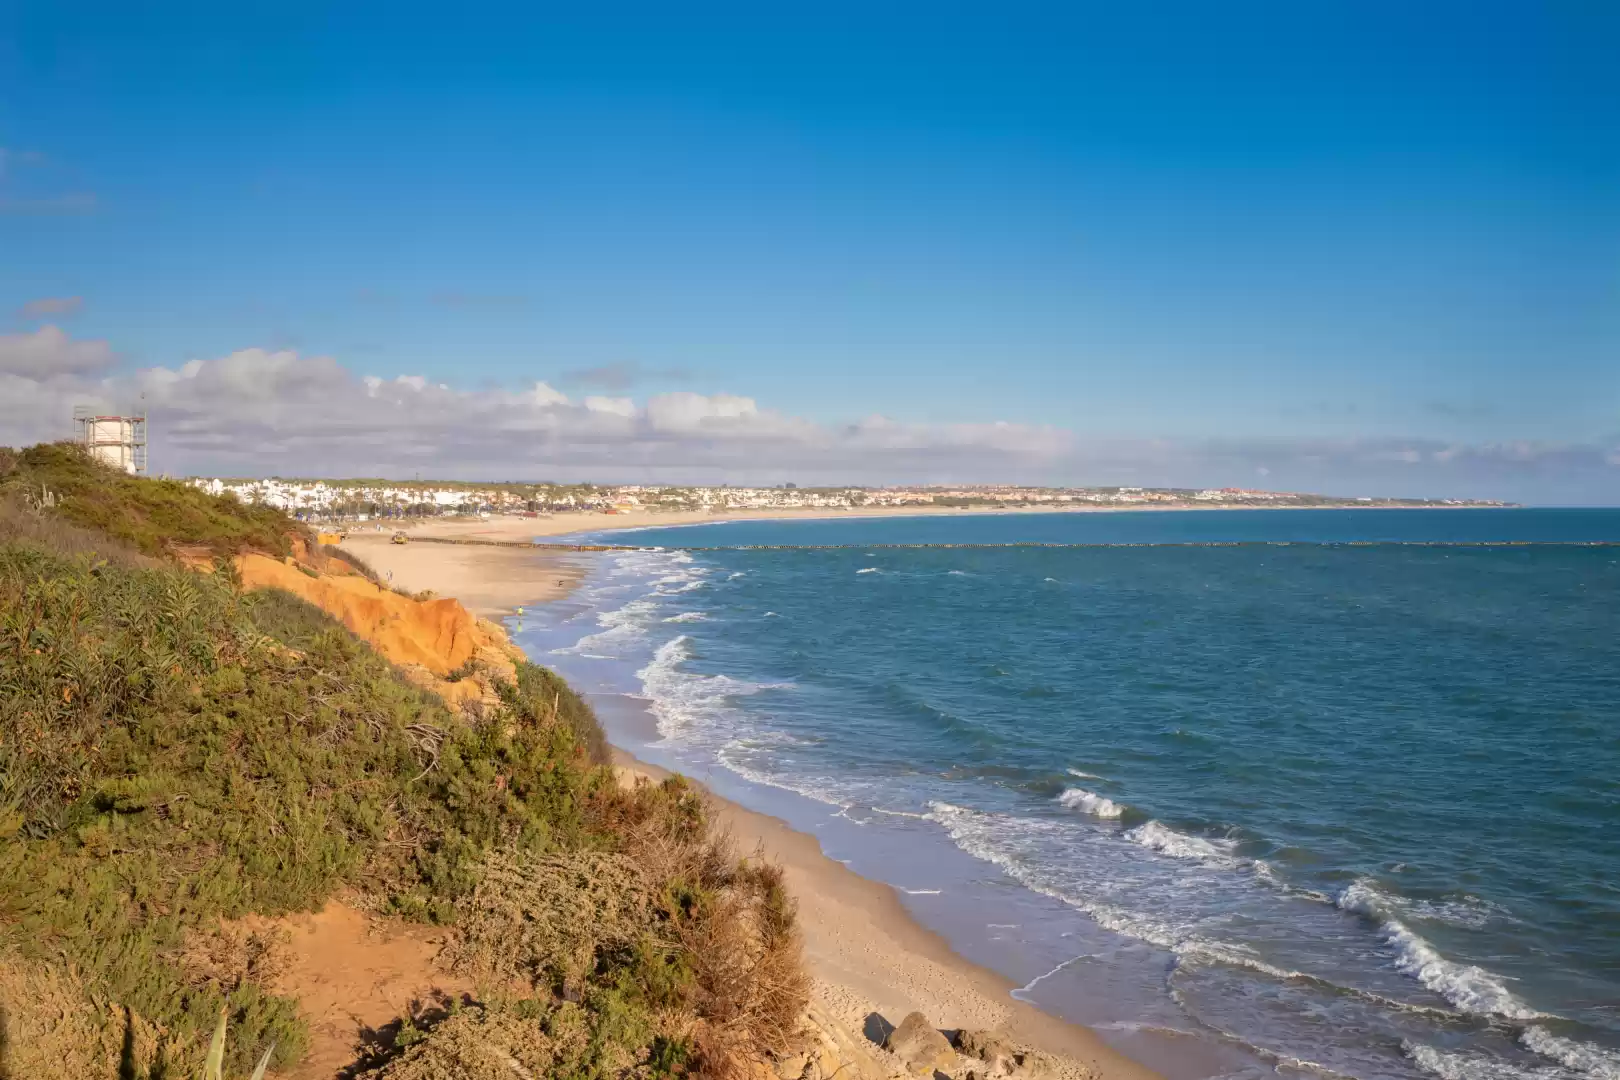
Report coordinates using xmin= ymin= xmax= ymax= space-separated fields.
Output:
xmin=614 ymin=748 xmax=1161 ymax=1080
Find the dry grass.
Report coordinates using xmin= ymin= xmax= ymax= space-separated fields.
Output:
xmin=0 ymin=495 xmax=157 ymax=570
xmin=440 ymin=778 xmax=810 ymax=1079
xmin=446 ymin=850 xmax=658 ymax=994
xmin=175 ymin=921 xmax=292 ymax=997
xmin=0 ymin=948 xmax=163 ymax=1080
xmin=353 ymin=999 xmax=594 ymax=1080
xmin=679 ymin=856 xmax=809 ymax=1072
xmin=602 ymin=781 xmax=810 ymax=1070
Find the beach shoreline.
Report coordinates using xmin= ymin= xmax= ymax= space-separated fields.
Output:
xmin=349 ymin=524 xmax=1167 ymax=1080
xmin=364 ymin=499 xmax=1498 ymax=550
xmin=611 ymin=747 xmax=1164 ymax=1080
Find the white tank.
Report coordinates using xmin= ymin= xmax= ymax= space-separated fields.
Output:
xmin=80 ymin=415 xmax=144 ymax=473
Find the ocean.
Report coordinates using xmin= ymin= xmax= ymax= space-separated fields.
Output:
xmin=514 ymin=509 xmax=1620 ymax=1080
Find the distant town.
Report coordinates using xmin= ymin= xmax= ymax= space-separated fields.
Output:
xmin=185 ymin=477 xmax=1511 ymax=522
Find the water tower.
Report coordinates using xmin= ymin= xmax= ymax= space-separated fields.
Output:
xmin=73 ymin=405 xmax=148 ymax=475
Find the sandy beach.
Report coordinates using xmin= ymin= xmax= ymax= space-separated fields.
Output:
xmin=338 ymin=508 xmax=980 ymax=616
xmin=618 ymin=750 xmax=1162 ymax=1080
xmin=346 ymin=515 xmax=1164 ymax=1080
xmin=339 ymin=505 xmax=1048 ymax=615
xmin=341 ymin=529 xmax=585 ymax=618
xmin=341 ymin=498 xmax=1478 ymax=559
xmin=351 ymin=502 xmax=1126 ymax=549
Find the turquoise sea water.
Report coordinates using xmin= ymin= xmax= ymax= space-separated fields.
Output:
xmin=518 ymin=510 xmax=1620 ymax=1080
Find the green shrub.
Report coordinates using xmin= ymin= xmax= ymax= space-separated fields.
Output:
xmin=508 ymin=659 xmax=611 ymax=766
xmin=0 ymin=544 xmax=613 ymax=1073
xmin=0 ymin=442 xmax=298 ymax=558
xmin=0 ymin=442 xmax=806 ymax=1078
xmin=242 ymin=585 xmax=353 ymax=651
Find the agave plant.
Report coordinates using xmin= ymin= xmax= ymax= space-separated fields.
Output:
xmin=203 ymin=1005 xmax=275 ymax=1080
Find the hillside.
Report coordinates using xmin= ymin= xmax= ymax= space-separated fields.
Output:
xmin=0 ymin=445 xmax=806 ymax=1078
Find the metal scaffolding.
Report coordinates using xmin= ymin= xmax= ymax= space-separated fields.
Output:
xmin=73 ymin=405 xmax=148 ymax=475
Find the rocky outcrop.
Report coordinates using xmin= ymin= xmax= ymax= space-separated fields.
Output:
xmin=952 ymin=1029 xmax=1050 ymax=1079
xmin=884 ymin=1012 xmax=958 ymax=1075
xmin=766 ymin=1002 xmax=890 ymax=1080
xmin=954 ymin=1030 xmax=1017 ymax=1077
xmin=765 ymin=1008 xmax=1063 ymax=1080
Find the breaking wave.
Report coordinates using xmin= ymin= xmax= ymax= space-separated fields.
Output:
xmin=1124 ymin=820 xmax=1239 ymax=864
xmin=1338 ymin=880 xmax=1545 ymax=1020
xmin=1520 ymin=1027 xmax=1620 ymax=1080
xmin=636 ymin=636 xmax=783 ymax=740
xmin=1057 ymin=786 xmax=1125 ymax=818
xmin=536 ymin=528 xmax=1620 ymax=1080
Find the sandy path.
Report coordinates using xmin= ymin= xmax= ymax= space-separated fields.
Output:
xmin=260 ymin=904 xmax=471 ymax=1080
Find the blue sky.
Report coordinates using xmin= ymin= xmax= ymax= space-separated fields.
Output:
xmin=2 ymin=2 xmax=1617 ymax=500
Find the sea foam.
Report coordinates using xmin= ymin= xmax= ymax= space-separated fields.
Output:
xmin=1338 ymin=880 xmax=1544 ymax=1020
xmin=557 ymin=597 xmax=660 ymax=657
xmin=715 ymin=736 xmax=845 ymax=807
xmin=1124 ymin=820 xmax=1238 ymax=864
xmin=637 ymin=635 xmax=775 ymax=739
xmin=1057 ymin=787 xmax=1125 ymax=818
xmin=1521 ymin=1026 xmax=1620 ymax=1080
xmin=1404 ymin=1041 xmax=1566 ymax=1080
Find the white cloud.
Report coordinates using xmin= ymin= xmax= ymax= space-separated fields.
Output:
xmin=525 ymin=382 xmax=569 ymax=407
xmin=97 ymin=348 xmax=1067 ymax=481
xmin=0 ymin=330 xmax=1615 ymax=503
xmin=584 ymin=395 xmax=637 ymax=417
xmin=645 ymin=391 xmax=764 ymax=432
xmin=0 ymin=326 xmax=115 ymax=379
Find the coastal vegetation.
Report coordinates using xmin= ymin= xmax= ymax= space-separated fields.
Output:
xmin=1 ymin=442 xmax=294 ymax=559
xmin=0 ymin=444 xmax=807 ymax=1078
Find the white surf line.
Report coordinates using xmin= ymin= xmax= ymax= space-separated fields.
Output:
xmin=831 ymin=805 xmax=869 ymax=826
xmin=1010 ymin=951 xmax=1097 ymax=1001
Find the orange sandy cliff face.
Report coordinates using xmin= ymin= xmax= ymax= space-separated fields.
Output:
xmin=235 ymin=552 xmax=523 ymax=708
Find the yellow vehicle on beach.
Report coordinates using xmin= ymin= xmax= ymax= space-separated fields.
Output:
xmin=391 ymin=532 xmax=408 ymax=545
